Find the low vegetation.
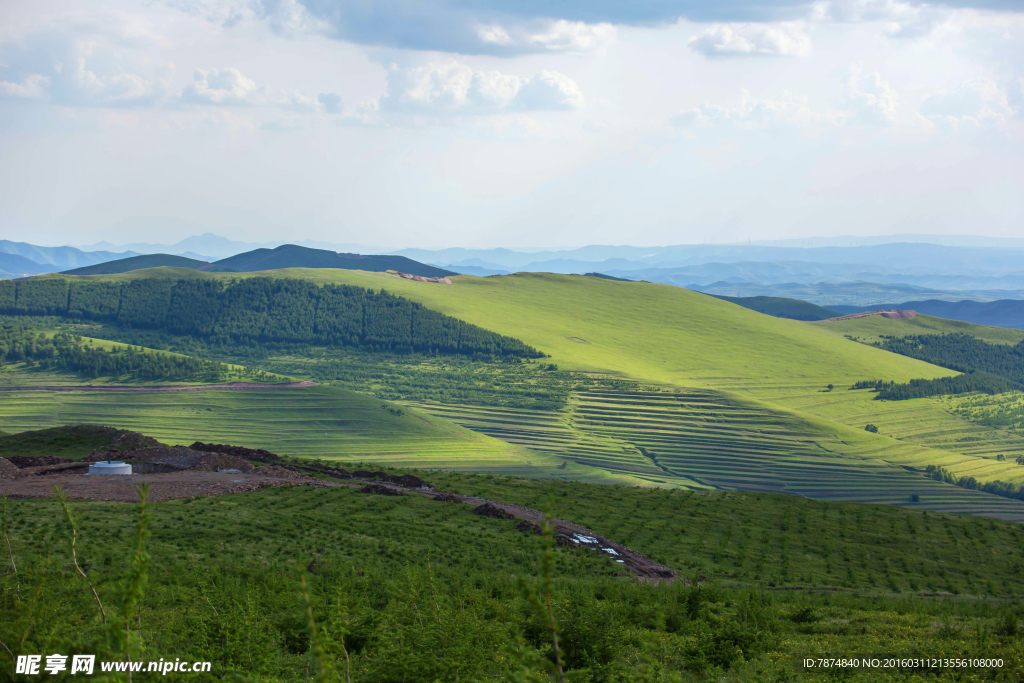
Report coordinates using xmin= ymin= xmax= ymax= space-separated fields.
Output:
xmin=2 ymin=470 xmax=1023 ymax=682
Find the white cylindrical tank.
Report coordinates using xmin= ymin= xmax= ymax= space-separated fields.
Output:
xmin=87 ymin=461 xmax=133 ymax=475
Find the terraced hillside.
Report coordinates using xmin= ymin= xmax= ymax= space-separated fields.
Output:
xmin=413 ymin=387 xmax=1024 ymax=521
xmin=0 ymin=383 xmax=641 ymax=482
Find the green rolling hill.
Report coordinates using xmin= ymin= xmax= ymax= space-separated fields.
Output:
xmin=202 ymin=244 xmax=455 ymax=277
xmin=813 ymin=311 xmax=1024 ymax=345
xmin=62 ymin=253 xmax=207 ymax=275
xmin=5 ymin=268 xmax=1024 ymax=519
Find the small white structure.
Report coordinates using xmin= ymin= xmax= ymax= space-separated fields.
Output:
xmin=87 ymin=461 xmax=133 ymax=475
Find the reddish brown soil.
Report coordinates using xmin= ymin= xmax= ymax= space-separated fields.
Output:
xmin=823 ymin=309 xmax=917 ymax=322
xmin=393 ymin=272 xmax=452 ymax=285
xmin=0 ymin=381 xmax=317 ymax=393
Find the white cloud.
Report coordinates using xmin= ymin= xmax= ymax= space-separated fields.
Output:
xmin=525 ymin=20 xmax=616 ymax=53
xmin=672 ymin=89 xmax=821 ymax=128
xmin=383 ymin=62 xmax=586 ymax=114
xmin=515 ymin=71 xmax=587 ymax=110
xmin=688 ymin=23 xmax=812 ymax=58
xmin=921 ymin=79 xmax=1016 ymax=129
xmin=476 ymin=24 xmax=514 ymax=46
xmin=180 ymin=67 xmax=339 ymax=113
xmin=843 ymin=63 xmax=899 ymax=125
xmin=474 ymin=19 xmax=615 ymax=54
xmin=0 ymin=8 xmax=181 ymax=108
xmin=812 ymin=0 xmax=947 ymax=39
xmin=0 ymin=74 xmax=50 ymax=100
xmin=181 ymin=67 xmax=261 ymax=105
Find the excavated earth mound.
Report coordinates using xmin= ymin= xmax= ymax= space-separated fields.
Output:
xmin=190 ymin=442 xmax=281 ymax=463
xmin=473 ymin=503 xmax=517 ymax=520
xmin=360 ymin=483 xmax=404 ymax=496
xmin=6 ymin=455 xmax=67 ymax=468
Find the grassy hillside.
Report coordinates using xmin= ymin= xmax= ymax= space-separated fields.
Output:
xmin=62 ymin=253 xmax=206 ymax=275
xmin=220 ymin=271 xmax=949 ymax=386
xmin=813 ymin=313 xmax=1024 ymax=345
xmin=26 ymin=269 xmax=1024 ymax=510
xmin=3 ymin=476 xmax=1023 ymax=681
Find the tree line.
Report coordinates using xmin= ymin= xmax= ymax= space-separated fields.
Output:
xmin=0 ymin=277 xmax=543 ymax=358
xmin=0 ymin=321 xmax=228 ymax=382
xmin=926 ymin=464 xmax=1024 ymax=503
xmin=852 ymin=333 xmax=1024 ymax=400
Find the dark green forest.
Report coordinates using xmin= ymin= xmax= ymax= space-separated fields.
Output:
xmin=854 ymin=334 xmax=1024 ymax=400
xmin=0 ymin=321 xmax=228 ymax=382
xmin=0 ymin=277 xmax=541 ymax=358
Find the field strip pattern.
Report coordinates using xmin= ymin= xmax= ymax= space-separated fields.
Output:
xmin=410 ymin=389 xmax=1024 ymax=521
xmin=748 ymin=383 xmax=1024 ymax=485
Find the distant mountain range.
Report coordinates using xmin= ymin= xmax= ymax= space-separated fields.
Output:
xmin=1 ymin=241 xmax=454 ymax=279
xmin=6 ymin=233 xmax=1024 ymax=328
xmin=76 ymin=233 xmax=388 ymax=261
xmin=1 ymin=240 xmax=138 ymax=275
xmin=685 ymin=281 xmax=1024 ymax=307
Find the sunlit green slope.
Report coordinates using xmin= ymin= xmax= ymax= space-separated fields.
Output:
xmin=43 ymin=269 xmax=1024 ymax=502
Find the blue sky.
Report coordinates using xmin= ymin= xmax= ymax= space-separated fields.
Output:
xmin=0 ymin=0 xmax=1022 ymax=248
